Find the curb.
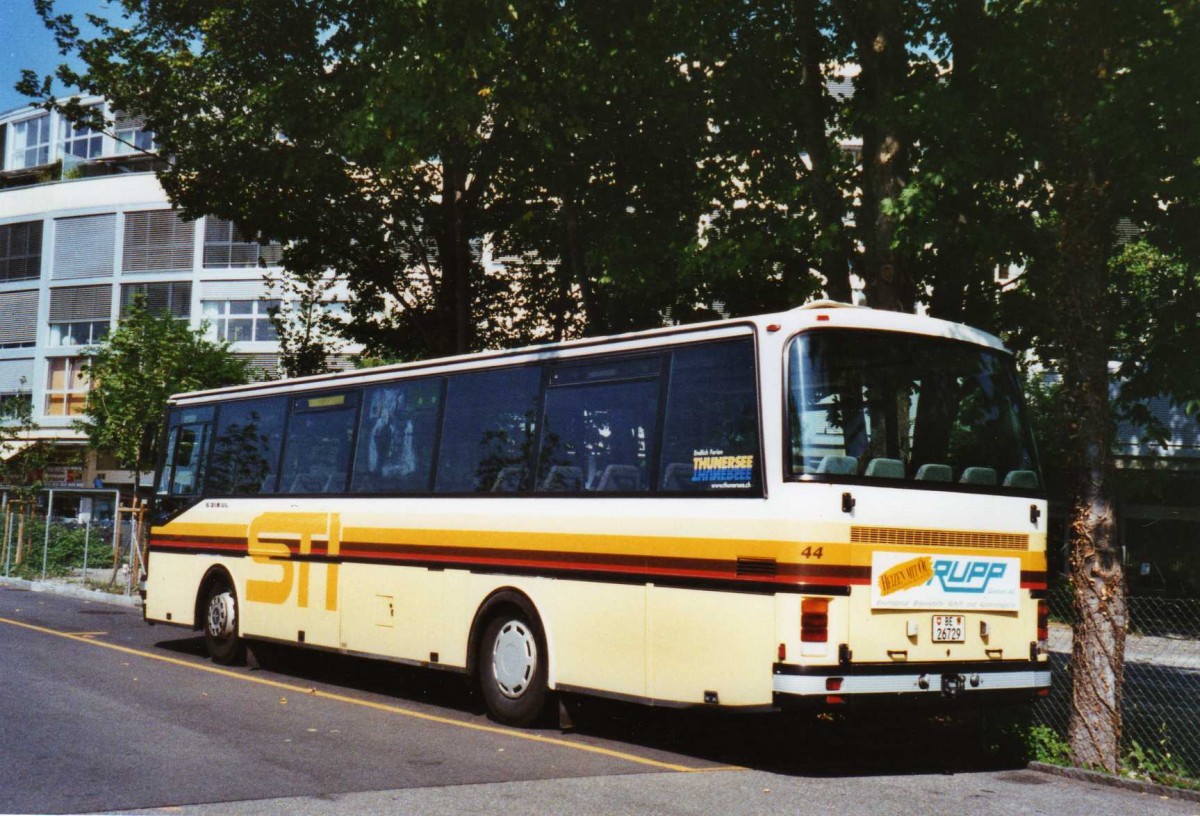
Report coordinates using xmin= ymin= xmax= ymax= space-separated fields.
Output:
xmin=0 ymin=575 xmax=142 ymax=609
xmin=1029 ymin=761 xmax=1200 ymax=803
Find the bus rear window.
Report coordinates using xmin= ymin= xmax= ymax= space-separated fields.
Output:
xmin=787 ymin=330 xmax=1041 ymax=491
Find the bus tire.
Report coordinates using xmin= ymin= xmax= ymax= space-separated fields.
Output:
xmin=479 ymin=609 xmax=549 ymax=727
xmin=202 ymin=576 xmax=245 ymax=666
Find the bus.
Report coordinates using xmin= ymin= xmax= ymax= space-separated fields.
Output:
xmin=145 ymin=302 xmax=1050 ymax=725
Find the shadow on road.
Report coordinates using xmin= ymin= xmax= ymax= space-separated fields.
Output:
xmin=155 ymin=633 xmax=1028 ymax=777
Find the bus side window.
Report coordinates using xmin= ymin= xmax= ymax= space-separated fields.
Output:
xmin=170 ymin=424 xmax=210 ymax=495
xmin=434 ymin=366 xmax=542 ymax=494
xmin=279 ymin=391 xmax=361 ymax=495
xmin=158 ymin=405 xmax=215 ymax=497
xmin=659 ymin=339 xmax=761 ymax=494
xmin=207 ymin=396 xmax=288 ymax=495
xmin=537 ymin=356 xmax=661 ymax=493
xmin=351 ymin=378 xmax=443 ymax=493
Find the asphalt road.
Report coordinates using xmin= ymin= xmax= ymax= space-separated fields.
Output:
xmin=1 ymin=584 xmax=1196 ymax=816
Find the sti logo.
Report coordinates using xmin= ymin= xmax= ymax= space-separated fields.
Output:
xmin=928 ymin=559 xmax=1008 ymax=594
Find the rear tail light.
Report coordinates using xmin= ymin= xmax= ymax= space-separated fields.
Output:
xmin=802 ymin=598 xmax=829 ymax=642
xmin=1036 ymin=600 xmax=1049 ymax=653
xmin=802 ymin=597 xmax=830 ymax=657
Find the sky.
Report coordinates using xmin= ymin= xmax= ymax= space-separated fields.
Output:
xmin=0 ymin=0 xmax=100 ymax=116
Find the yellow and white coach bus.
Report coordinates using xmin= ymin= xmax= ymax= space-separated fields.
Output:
xmin=145 ymin=302 xmax=1050 ymax=725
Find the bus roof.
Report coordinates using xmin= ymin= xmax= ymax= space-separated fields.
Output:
xmin=169 ymin=302 xmax=1008 ymax=406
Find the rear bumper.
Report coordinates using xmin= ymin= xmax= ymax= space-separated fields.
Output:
xmin=773 ymin=659 xmax=1050 ymax=704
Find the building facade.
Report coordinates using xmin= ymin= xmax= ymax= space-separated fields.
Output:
xmin=0 ymin=97 xmax=294 ymax=488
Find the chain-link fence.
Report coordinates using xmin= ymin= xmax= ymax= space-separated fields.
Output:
xmin=0 ymin=489 xmax=143 ymax=597
xmin=1033 ymin=587 xmax=1200 ymax=781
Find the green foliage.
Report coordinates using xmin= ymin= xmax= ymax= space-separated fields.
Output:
xmin=1123 ymin=735 xmax=1199 ymax=789
xmin=1024 ymin=724 xmax=1074 ymax=766
xmin=77 ymin=297 xmax=247 ymax=486
xmin=266 ymin=269 xmax=345 ymax=379
xmin=3 ymin=518 xmax=112 ymax=579
xmin=25 ymin=0 xmax=722 ymax=356
xmin=0 ymin=384 xmax=50 ymax=494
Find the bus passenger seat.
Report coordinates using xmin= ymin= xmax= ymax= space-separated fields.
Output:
xmin=661 ymin=463 xmax=693 ymax=491
xmin=490 ymin=465 xmax=525 ymax=492
xmin=915 ymin=463 xmax=953 ymax=482
xmin=1003 ymin=470 xmax=1039 ymax=489
xmin=864 ymin=458 xmax=905 ymax=479
xmin=816 ymin=455 xmax=859 ymax=476
xmin=541 ymin=465 xmax=583 ymax=492
xmin=597 ymin=464 xmax=641 ymax=492
xmin=959 ymin=467 xmax=998 ymax=486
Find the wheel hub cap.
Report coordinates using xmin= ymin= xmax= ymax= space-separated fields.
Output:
xmin=492 ymin=620 xmax=536 ymax=699
xmin=207 ymin=592 xmax=236 ymax=639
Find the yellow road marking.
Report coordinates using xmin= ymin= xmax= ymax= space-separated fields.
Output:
xmin=0 ymin=615 xmax=739 ymax=774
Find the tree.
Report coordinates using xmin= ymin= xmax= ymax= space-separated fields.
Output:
xmin=984 ymin=0 xmax=1200 ymax=772
xmin=0 ymin=383 xmax=51 ymax=568
xmin=266 ymin=269 xmax=347 ymax=378
xmin=25 ymin=0 xmax=717 ymax=357
xmin=78 ymin=299 xmax=248 ymax=495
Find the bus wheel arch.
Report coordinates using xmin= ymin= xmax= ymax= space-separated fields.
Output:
xmin=196 ymin=566 xmax=246 ymax=666
xmin=469 ymin=589 xmax=552 ymax=727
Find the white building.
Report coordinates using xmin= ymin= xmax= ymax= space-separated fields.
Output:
xmin=0 ymin=96 xmax=299 ymax=488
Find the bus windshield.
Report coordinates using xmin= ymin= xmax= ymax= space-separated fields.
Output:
xmin=787 ymin=329 xmax=1041 ymax=491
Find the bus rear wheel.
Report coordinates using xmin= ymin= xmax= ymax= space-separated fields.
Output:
xmin=203 ymin=578 xmax=245 ymax=665
xmin=480 ymin=611 xmax=549 ymax=727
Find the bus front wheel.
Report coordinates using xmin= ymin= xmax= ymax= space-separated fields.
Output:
xmin=202 ymin=578 xmax=245 ymax=666
xmin=480 ymin=611 xmax=549 ymax=726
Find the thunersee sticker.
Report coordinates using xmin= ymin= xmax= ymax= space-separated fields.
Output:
xmin=870 ymin=551 xmax=1021 ymax=611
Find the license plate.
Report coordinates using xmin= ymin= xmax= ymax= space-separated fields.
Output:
xmin=933 ymin=615 xmax=965 ymax=642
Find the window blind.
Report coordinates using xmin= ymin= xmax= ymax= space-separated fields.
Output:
xmin=235 ymin=353 xmax=280 ymax=379
xmin=50 ymin=284 xmax=113 ymax=322
xmin=0 ymin=220 xmax=43 ymax=282
xmin=199 ymin=280 xmax=268 ymax=301
xmin=120 ymin=281 xmax=192 ymax=318
xmin=0 ymin=358 xmax=34 ymax=393
xmin=53 ymin=214 xmax=116 ymax=279
xmin=122 ymin=210 xmax=195 ymax=273
xmin=0 ymin=290 xmax=38 ymax=345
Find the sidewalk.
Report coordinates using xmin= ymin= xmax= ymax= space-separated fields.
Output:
xmin=0 ymin=574 xmax=142 ymax=608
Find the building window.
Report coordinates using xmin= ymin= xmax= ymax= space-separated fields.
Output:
xmin=203 ymin=218 xmax=283 ymax=268
xmin=45 ymin=357 xmax=89 ymax=417
xmin=202 ymin=299 xmax=279 ymax=342
xmin=122 ymin=210 xmax=195 ymax=274
xmin=113 ymin=111 xmax=155 ymax=155
xmin=0 ymin=220 xmax=43 ymax=282
xmin=60 ymin=109 xmax=104 ymax=160
xmin=49 ymin=320 xmax=109 ymax=347
xmin=120 ymin=281 xmax=192 ymax=319
xmin=10 ymin=114 xmax=51 ymax=169
xmin=0 ymin=392 xmax=33 ymax=416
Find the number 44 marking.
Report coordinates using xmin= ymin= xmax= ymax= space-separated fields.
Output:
xmin=800 ymin=546 xmax=824 ymax=559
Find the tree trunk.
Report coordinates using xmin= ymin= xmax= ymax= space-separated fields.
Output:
xmin=797 ymin=0 xmax=853 ymax=303
xmin=438 ymin=158 xmax=474 ymax=355
xmin=838 ymin=0 xmax=914 ymax=312
xmin=1055 ymin=174 xmax=1126 ymax=773
xmin=564 ymin=202 xmax=603 ymax=335
xmin=1036 ymin=0 xmax=1128 ymax=772
xmin=15 ymin=506 xmax=26 ymax=565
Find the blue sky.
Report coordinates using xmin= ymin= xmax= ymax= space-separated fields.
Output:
xmin=0 ymin=0 xmax=101 ymax=115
